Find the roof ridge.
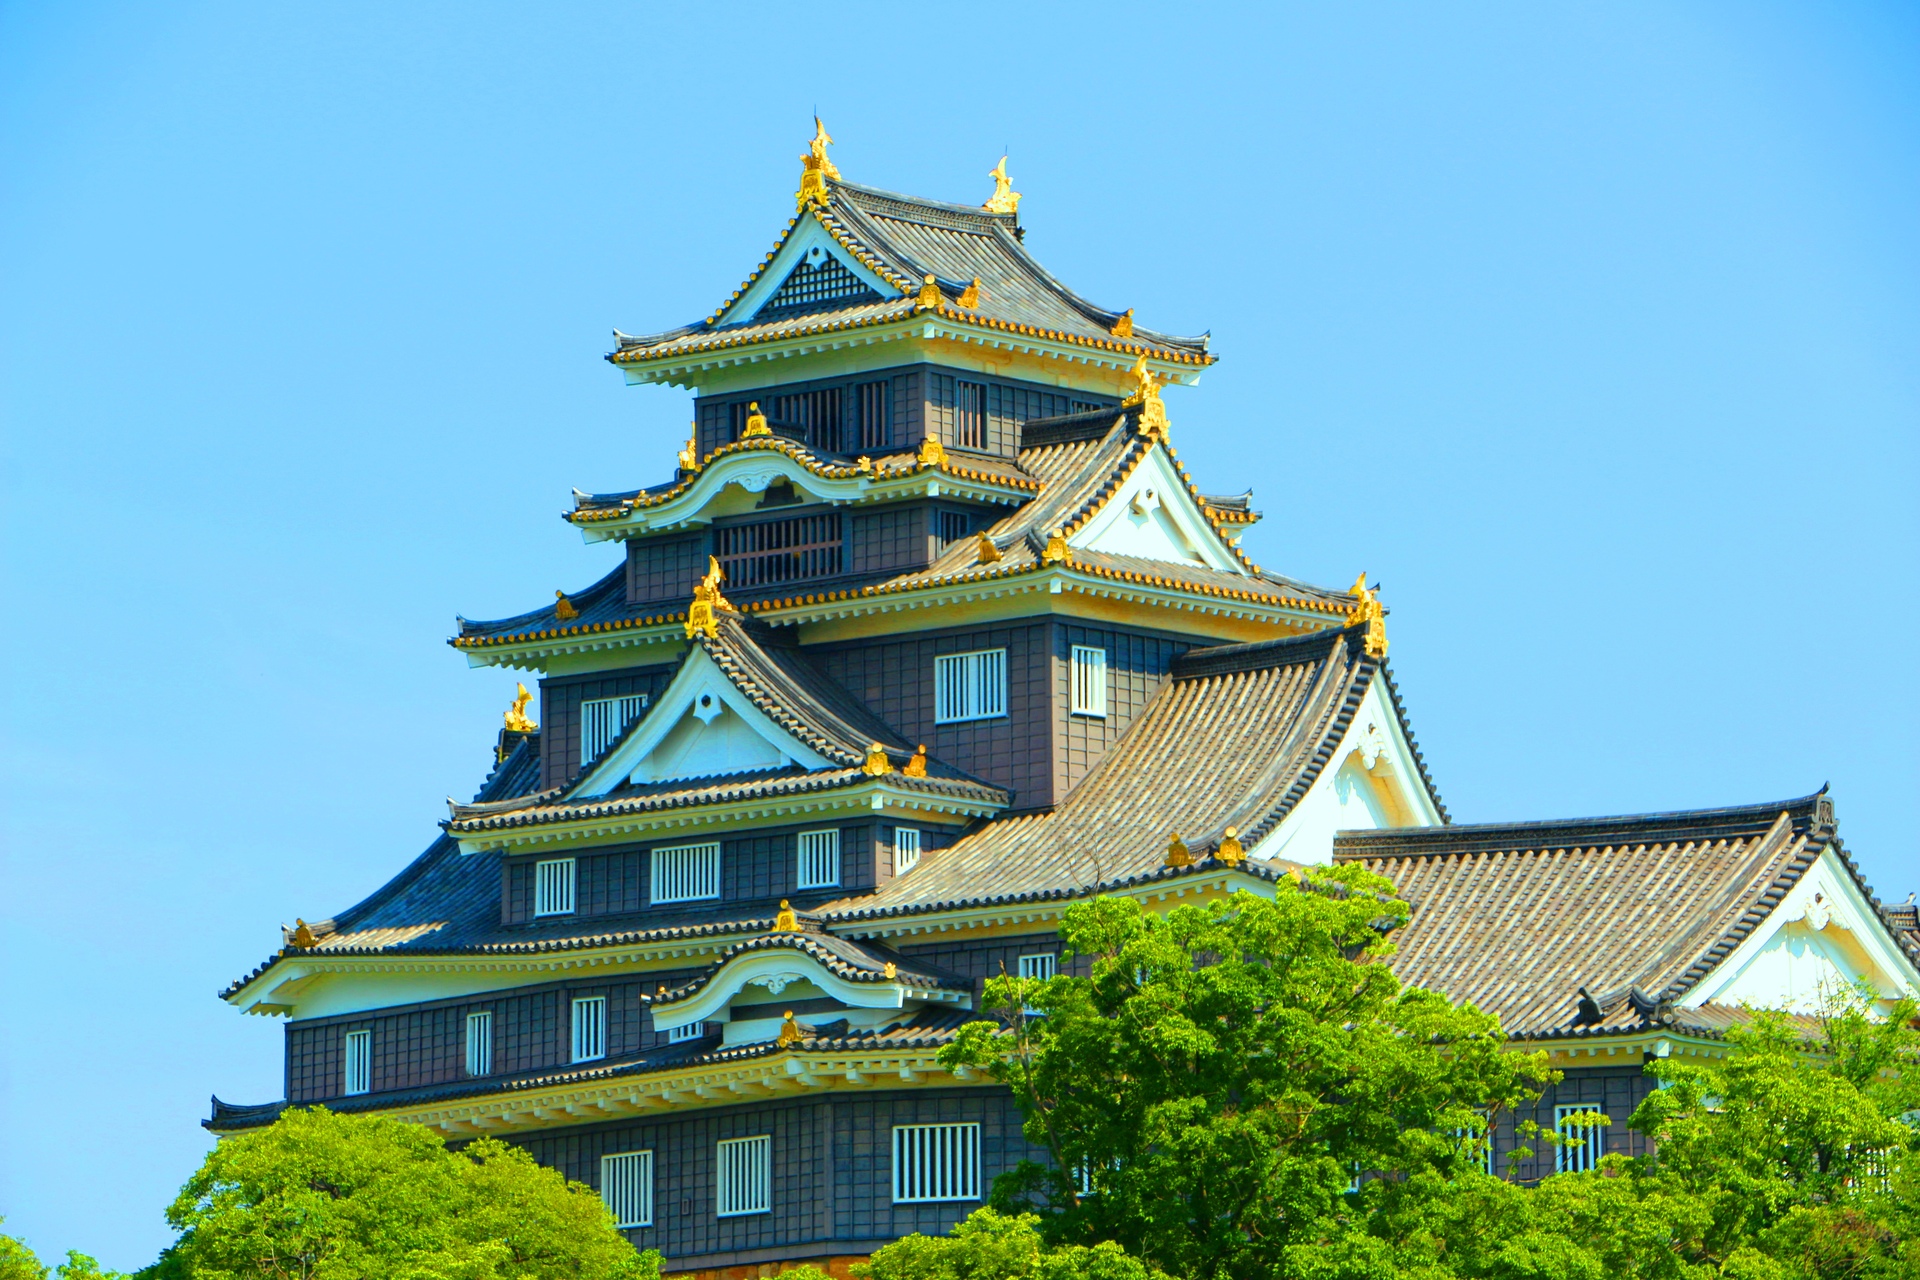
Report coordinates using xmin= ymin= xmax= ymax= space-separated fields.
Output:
xmin=1334 ymin=791 xmax=1826 ymax=857
xmin=1173 ymin=623 xmax=1362 ymax=680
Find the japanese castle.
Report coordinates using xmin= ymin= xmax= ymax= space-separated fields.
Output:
xmin=211 ymin=124 xmax=1920 ymax=1279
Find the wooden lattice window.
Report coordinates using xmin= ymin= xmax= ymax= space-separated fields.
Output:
xmin=342 ymin=1029 xmax=372 ymax=1096
xmin=534 ymin=858 xmax=575 ymax=917
xmin=465 ymin=1011 xmax=493 ymax=1077
xmin=1071 ymin=645 xmax=1107 ymax=717
xmin=652 ymin=842 xmax=721 ymax=904
xmin=716 ymin=1136 xmax=772 ymax=1217
xmin=955 ymin=381 xmax=987 ymax=450
xmin=893 ymin=826 xmax=921 ymax=874
xmin=571 ymin=996 xmax=606 ymax=1063
xmin=581 ymin=695 xmax=649 ymax=763
xmin=758 ymin=255 xmax=879 ymax=318
xmin=856 ymin=381 xmax=890 ymax=450
xmin=771 ymin=387 xmax=843 ymax=453
xmin=892 ymin=1123 xmax=980 ymax=1203
xmin=715 ymin=513 xmax=843 ymax=589
xmin=796 ymin=829 xmax=840 ymax=890
xmin=601 ymin=1151 xmax=654 ymax=1228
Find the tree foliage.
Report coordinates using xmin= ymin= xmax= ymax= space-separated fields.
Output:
xmin=148 ymin=1107 xmax=659 ymax=1280
xmin=858 ymin=1207 xmax=1169 ymax=1280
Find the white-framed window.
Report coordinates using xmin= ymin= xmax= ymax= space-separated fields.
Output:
xmin=581 ymin=694 xmax=650 ymax=763
xmin=343 ymin=1029 xmax=372 ymax=1096
xmin=534 ymin=858 xmax=576 ymax=917
xmin=666 ymin=1021 xmax=704 ymax=1044
xmin=796 ymin=829 xmax=840 ymax=890
xmin=652 ymin=842 xmax=720 ymax=904
xmin=716 ymin=1135 xmax=772 ymax=1217
xmin=1070 ymin=645 xmax=1107 ymax=717
xmin=894 ymin=827 xmax=921 ymax=875
xmin=893 ymin=1123 xmax=981 ymax=1203
xmin=1453 ymin=1115 xmax=1494 ymax=1176
xmin=600 ymin=1151 xmax=654 ymax=1229
xmin=1017 ymin=952 xmax=1057 ymax=1015
xmin=1554 ymin=1104 xmax=1606 ymax=1173
xmin=465 ymin=1010 xmax=493 ymax=1077
xmin=572 ymin=996 xmax=607 ymax=1063
xmin=934 ymin=649 xmax=1006 ymax=724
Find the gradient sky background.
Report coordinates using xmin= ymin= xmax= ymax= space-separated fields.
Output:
xmin=3 ymin=1 xmax=1916 ymax=1267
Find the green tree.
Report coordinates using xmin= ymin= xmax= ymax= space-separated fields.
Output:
xmin=0 ymin=1221 xmax=127 ymax=1280
xmin=939 ymin=880 xmax=1557 ymax=1280
xmin=858 ymin=1208 xmax=1169 ymax=1280
xmin=150 ymin=1107 xmax=659 ymax=1280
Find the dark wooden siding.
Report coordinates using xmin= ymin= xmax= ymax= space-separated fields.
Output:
xmin=1494 ymin=1064 xmax=1658 ymax=1179
xmin=511 ymin=1087 xmax=1048 ymax=1269
xmin=851 ymin=506 xmax=931 ymax=575
xmin=628 ymin=534 xmax=704 ymax=606
xmin=538 ymin=665 xmax=677 ymax=790
xmin=503 ymin=848 xmax=649 ymax=925
xmin=897 ymin=930 xmax=1083 ymax=1007
xmin=812 ymin=622 xmax=1052 ymax=808
xmin=1051 ymin=623 xmax=1196 ymax=799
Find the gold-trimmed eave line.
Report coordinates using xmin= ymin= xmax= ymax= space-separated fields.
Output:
xmin=449 ymin=777 xmax=1007 ymax=856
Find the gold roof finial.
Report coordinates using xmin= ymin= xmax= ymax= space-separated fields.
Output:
xmin=774 ymin=899 xmax=800 ymax=932
xmin=883 ymin=961 xmax=898 ymax=979
xmin=684 ymin=556 xmax=733 ymax=640
xmin=678 ymin=422 xmax=701 ymax=472
xmin=1165 ymin=832 xmax=1193 ymax=868
xmin=554 ymin=590 xmax=580 ymax=621
xmin=1217 ymin=826 xmax=1245 ymax=865
xmin=956 ymin=278 xmax=981 ymax=309
xmin=777 ymin=1010 xmax=803 ymax=1047
xmin=904 ymin=744 xmax=928 ymax=778
xmin=1110 ymin=309 xmax=1135 ymax=338
xmin=917 ymin=434 xmax=946 ymax=467
xmin=862 ymin=743 xmax=893 ymax=776
xmin=504 ymin=683 xmax=537 ymax=733
xmin=795 ymin=118 xmax=839 ymax=211
xmin=288 ymin=918 xmax=317 ymax=949
xmin=742 ymin=401 xmax=771 ymax=437
xmin=1122 ymin=354 xmax=1169 ymax=442
xmin=984 ymin=156 xmax=1021 ymax=215
xmin=975 ymin=532 xmax=1001 ymax=564
xmin=916 ymin=274 xmax=944 ymax=309
xmin=1347 ymin=573 xmax=1387 ymax=659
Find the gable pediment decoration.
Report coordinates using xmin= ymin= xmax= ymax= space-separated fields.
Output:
xmin=756 ymin=248 xmax=882 ymax=321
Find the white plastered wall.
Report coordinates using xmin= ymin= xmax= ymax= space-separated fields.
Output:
xmin=1067 ymin=447 xmax=1245 ymax=574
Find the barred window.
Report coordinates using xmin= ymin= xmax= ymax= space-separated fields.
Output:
xmin=716 ymin=1135 xmax=772 ymax=1216
xmin=934 ymin=649 xmax=1006 ymax=724
xmin=572 ymin=996 xmax=606 ymax=1063
xmin=343 ymin=1029 xmax=371 ymax=1096
xmin=1554 ymin=1105 xmax=1606 ymax=1173
xmin=1071 ymin=645 xmax=1107 ymax=717
xmin=894 ymin=827 xmax=921 ymax=874
xmin=581 ymin=694 xmax=649 ymax=763
xmin=534 ymin=858 xmax=575 ymax=917
xmin=772 ymin=387 xmax=844 ymax=453
xmin=715 ymin=512 xmax=843 ymax=589
xmin=955 ymin=381 xmax=987 ymax=450
xmin=652 ymin=842 xmax=720 ymax=904
xmin=601 ymin=1151 xmax=653 ymax=1229
xmin=796 ymin=829 xmax=840 ymax=890
xmin=937 ymin=510 xmax=971 ymax=547
xmin=465 ymin=1011 xmax=493 ymax=1077
xmin=856 ymin=381 xmax=891 ymax=451
xmin=893 ymin=1123 xmax=980 ymax=1203
xmin=666 ymin=1021 xmax=705 ymax=1044
xmin=1018 ymin=952 xmax=1057 ymax=1015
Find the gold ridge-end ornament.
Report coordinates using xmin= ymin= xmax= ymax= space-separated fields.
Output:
xmin=774 ymin=899 xmax=800 ymax=932
xmin=1346 ymin=573 xmax=1388 ymax=659
xmin=684 ymin=556 xmax=733 ymax=640
xmin=917 ymin=434 xmax=947 ymax=467
xmin=916 ymin=274 xmax=944 ymax=309
xmin=678 ymin=423 xmax=701 ymax=472
xmin=742 ymin=402 xmax=771 ymax=437
xmin=504 ymin=683 xmax=538 ymax=733
xmin=976 ymin=532 xmax=1001 ymax=564
xmin=984 ymin=156 xmax=1021 ymax=215
xmin=862 ymin=743 xmax=893 ymax=776
xmin=795 ymin=118 xmax=839 ymax=211
xmin=1216 ymin=826 xmax=1245 ymax=865
xmin=1122 ymin=354 xmax=1169 ymax=442
xmin=883 ymin=961 xmax=898 ymax=979
xmin=777 ymin=1010 xmax=803 ymax=1047
xmin=1042 ymin=529 xmax=1072 ymax=565
xmin=554 ymin=590 xmax=580 ymax=621
xmin=1165 ymin=832 xmax=1193 ymax=868
xmin=904 ymin=744 xmax=928 ymax=777
xmin=1110 ymin=308 xmax=1135 ymax=338
xmin=956 ymin=277 xmax=981 ymax=309
xmin=288 ymin=919 xmax=317 ymax=949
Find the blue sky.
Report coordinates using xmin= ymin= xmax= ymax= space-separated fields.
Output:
xmin=3 ymin=2 xmax=1915 ymax=1267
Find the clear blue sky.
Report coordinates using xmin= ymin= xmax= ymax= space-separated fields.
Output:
xmin=3 ymin=2 xmax=1915 ymax=1267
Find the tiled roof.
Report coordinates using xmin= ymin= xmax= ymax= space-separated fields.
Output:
xmin=821 ymin=624 xmax=1440 ymax=921
xmin=1334 ymin=791 xmax=1920 ymax=1040
xmin=206 ymin=1007 xmax=977 ymax=1132
xmin=650 ymin=931 xmax=972 ymax=1005
xmin=609 ymin=179 xmax=1213 ymax=371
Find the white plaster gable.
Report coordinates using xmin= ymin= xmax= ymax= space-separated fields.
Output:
xmin=575 ymin=647 xmax=834 ymax=797
xmin=721 ymin=217 xmax=899 ymax=325
xmin=1066 ymin=446 xmax=1245 ymax=574
xmin=1251 ymin=678 xmax=1443 ymax=866
xmin=652 ymin=946 xmax=970 ymax=1046
xmin=1685 ymin=849 xmax=1920 ymax=1014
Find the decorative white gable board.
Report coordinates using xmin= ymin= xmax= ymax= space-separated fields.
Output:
xmin=598 ymin=452 xmax=839 ymax=541
xmin=719 ymin=218 xmax=898 ymax=326
xmin=653 ymin=947 xmax=971 ymax=1047
xmin=1251 ymin=679 xmax=1443 ymax=865
xmin=575 ymin=649 xmax=834 ymax=798
xmin=1684 ymin=848 xmax=1920 ymax=1013
xmin=1067 ymin=447 xmax=1245 ymax=575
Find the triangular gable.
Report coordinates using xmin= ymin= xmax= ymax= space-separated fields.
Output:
xmin=1683 ymin=846 xmax=1920 ymax=1014
xmin=1253 ymin=676 xmax=1445 ymax=864
xmin=573 ymin=645 xmax=835 ymax=797
xmin=718 ymin=216 xmax=901 ymax=328
xmin=1067 ymin=445 xmax=1246 ymax=574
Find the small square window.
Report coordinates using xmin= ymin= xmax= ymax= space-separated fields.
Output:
xmin=894 ymin=827 xmax=921 ymax=875
xmin=934 ymin=649 xmax=1007 ymax=724
xmin=572 ymin=996 xmax=607 ymax=1063
xmin=652 ymin=843 xmax=720 ymax=904
xmin=1071 ymin=645 xmax=1107 ymax=717
xmin=465 ymin=1011 xmax=493 ymax=1077
xmin=601 ymin=1151 xmax=653 ymax=1228
xmin=796 ymin=829 xmax=840 ymax=891
xmin=534 ymin=858 xmax=575 ymax=917
xmin=893 ymin=1123 xmax=980 ymax=1203
xmin=716 ymin=1136 xmax=772 ymax=1216
xmin=342 ymin=1029 xmax=372 ymax=1096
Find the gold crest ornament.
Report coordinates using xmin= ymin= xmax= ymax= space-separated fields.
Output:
xmin=1122 ymin=354 xmax=1169 ymax=442
xmin=976 ymin=532 xmax=1001 ymax=564
xmin=1217 ymin=826 xmax=1245 ymax=865
xmin=553 ymin=590 xmax=580 ymax=621
xmin=1347 ymin=573 xmax=1388 ymax=659
xmin=1165 ymin=832 xmax=1193 ymax=868
xmin=1042 ymin=529 xmax=1072 ymax=565
xmin=777 ymin=1010 xmax=803 ymax=1047
xmin=742 ymin=402 xmax=771 ymax=437
xmin=774 ymin=899 xmax=800 ymax=932
xmin=795 ymin=118 xmax=839 ymax=211
xmin=1110 ymin=309 xmax=1135 ymax=338
xmin=883 ymin=961 xmax=898 ymax=979
xmin=916 ymin=274 xmax=944 ymax=309
xmin=288 ymin=919 xmax=317 ymax=949
xmin=904 ymin=744 xmax=928 ymax=777
xmin=956 ymin=277 xmax=981 ymax=309
xmin=862 ymin=743 xmax=893 ymax=776
xmin=504 ymin=683 xmax=537 ymax=733
xmin=984 ymin=155 xmax=1021 ymax=215
xmin=856 ymin=454 xmax=873 ymax=473
xmin=917 ymin=434 xmax=947 ymax=467
xmin=684 ymin=556 xmax=733 ymax=640
xmin=678 ymin=423 xmax=700 ymax=472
